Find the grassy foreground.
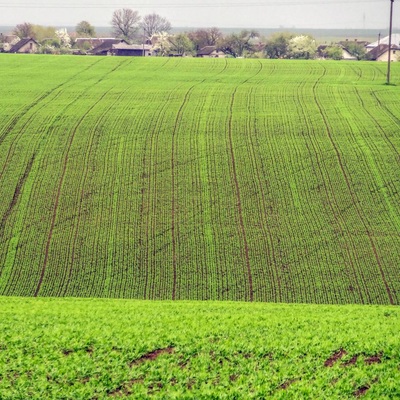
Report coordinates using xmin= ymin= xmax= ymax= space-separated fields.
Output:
xmin=0 ymin=297 xmax=399 ymax=399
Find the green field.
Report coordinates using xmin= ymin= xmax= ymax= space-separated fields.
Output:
xmin=0 ymin=297 xmax=399 ymax=399
xmin=0 ymin=55 xmax=399 ymax=303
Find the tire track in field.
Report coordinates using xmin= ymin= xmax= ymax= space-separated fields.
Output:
xmin=170 ymin=60 xmax=232 ymax=300
xmin=0 ymin=81 xmax=97 ymax=289
xmin=171 ymin=85 xmax=197 ymax=300
xmin=0 ymin=89 xmax=105 ymax=293
xmin=304 ymin=139 xmax=368 ymax=302
xmin=368 ymin=90 xmax=400 ymax=158
xmin=372 ymin=65 xmax=386 ymax=78
xmin=0 ymin=58 xmax=106 ymax=181
xmin=228 ymin=86 xmax=253 ymax=301
xmin=299 ymin=70 xmax=365 ymax=302
xmin=0 ymin=153 xmax=37 ymax=294
xmin=295 ymin=77 xmax=367 ymax=303
xmin=349 ymin=87 xmax=400 ymax=231
xmin=62 ymin=72 xmax=136 ymax=296
xmin=139 ymin=88 xmax=182 ymax=299
xmin=0 ymin=57 xmax=105 ymax=147
xmin=226 ymin=61 xmax=264 ymax=302
xmin=349 ymin=65 xmax=362 ymax=82
xmin=34 ymin=89 xmax=112 ymax=297
xmin=132 ymin=61 xmax=224 ymax=299
xmin=312 ymin=65 xmax=394 ymax=305
xmin=0 ymin=90 xmax=62 ymax=182
xmin=148 ymin=60 xmax=225 ymax=299
xmin=34 ymin=60 xmax=130 ymax=297
xmin=0 ymin=154 xmax=35 ymax=239
xmin=170 ymin=60 xmax=258 ymax=300
xmin=244 ymin=63 xmax=282 ymax=301
xmin=0 ymin=57 xmax=105 ymax=144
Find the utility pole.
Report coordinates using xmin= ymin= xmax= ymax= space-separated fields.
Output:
xmin=142 ymin=27 xmax=145 ymax=57
xmin=387 ymin=0 xmax=394 ymax=85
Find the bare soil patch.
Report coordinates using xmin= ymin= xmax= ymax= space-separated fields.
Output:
xmin=129 ymin=347 xmax=175 ymax=367
xmin=324 ymin=349 xmax=347 ymax=367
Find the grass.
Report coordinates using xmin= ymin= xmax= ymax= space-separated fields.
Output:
xmin=0 ymin=297 xmax=399 ymax=399
xmin=0 ymin=55 xmax=399 ymax=304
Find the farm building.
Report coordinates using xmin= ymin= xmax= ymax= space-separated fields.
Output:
xmin=111 ymin=43 xmax=151 ymax=56
xmin=341 ymin=47 xmax=358 ymax=61
xmin=74 ymin=37 xmax=105 ymax=50
xmin=368 ymin=43 xmax=400 ymax=61
xmin=196 ymin=46 xmax=226 ymax=58
xmin=89 ymin=39 xmax=128 ymax=56
xmin=8 ymin=38 xmax=38 ymax=54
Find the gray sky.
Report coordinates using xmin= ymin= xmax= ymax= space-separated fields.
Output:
xmin=0 ymin=0 xmax=397 ymax=30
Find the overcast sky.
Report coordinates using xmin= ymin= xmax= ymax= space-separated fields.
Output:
xmin=0 ymin=0 xmax=397 ymax=30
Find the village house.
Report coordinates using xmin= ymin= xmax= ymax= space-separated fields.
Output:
xmin=74 ymin=37 xmax=105 ymax=50
xmin=364 ymin=34 xmax=400 ymax=61
xmin=89 ymin=39 xmax=127 ymax=55
xmin=341 ymin=47 xmax=358 ymax=61
xmin=317 ymin=44 xmax=356 ymax=60
xmin=8 ymin=38 xmax=38 ymax=54
xmin=196 ymin=46 xmax=226 ymax=58
xmin=111 ymin=43 xmax=152 ymax=56
xmin=317 ymin=44 xmax=358 ymax=61
xmin=368 ymin=43 xmax=400 ymax=62
xmin=338 ymin=39 xmax=369 ymax=60
xmin=339 ymin=39 xmax=369 ymax=48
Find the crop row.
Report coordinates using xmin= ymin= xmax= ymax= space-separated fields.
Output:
xmin=0 ymin=56 xmax=399 ymax=303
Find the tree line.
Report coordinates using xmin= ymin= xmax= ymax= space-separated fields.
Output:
xmin=4 ymin=8 xmax=370 ymax=60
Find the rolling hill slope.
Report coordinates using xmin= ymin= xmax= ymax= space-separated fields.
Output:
xmin=0 ymin=55 xmax=399 ymax=303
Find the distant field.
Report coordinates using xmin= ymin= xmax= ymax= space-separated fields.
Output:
xmin=0 ymin=297 xmax=399 ymax=399
xmin=0 ymin=55 xmax=399 ymax=303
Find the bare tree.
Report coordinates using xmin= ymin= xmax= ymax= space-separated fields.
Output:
xmin=207 ymin=27 xmax=223 ymax=46
xmin=141 ymin=13 xmax=171 ymax=40
xmin=13 ymin=22 xmax=35 ymax=38
xmin=111 ymin=9 xmax=141 ymax=41
xmin=219 ymin=30 xmax=259 ymax=58
xmin=188 ymin=27 xmax=223 ymax=50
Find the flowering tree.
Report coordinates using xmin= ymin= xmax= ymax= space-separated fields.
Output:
xmin=151 ymin=32 xmax=171 ymax=56
xmin=55 ymin=28 xmax=71 ymax=49
xmin=288 ymin=35 xmax=317 ymax=59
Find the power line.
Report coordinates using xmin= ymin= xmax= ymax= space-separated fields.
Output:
xmin=0 ymin=0 xmax=388 ymax=8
